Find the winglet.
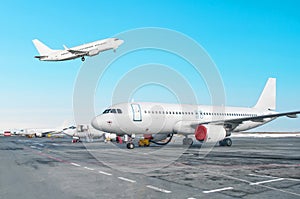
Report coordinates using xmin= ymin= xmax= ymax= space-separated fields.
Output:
xmin=254 ymin=78 xmax=276 ymax=111
xmin=63 ymin=45 xmax=69 ymax=50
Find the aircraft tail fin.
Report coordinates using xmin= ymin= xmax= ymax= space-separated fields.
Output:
xmin=254 ymin=78 xmax=276 ymax=111
xmin=32 ymin=39 xmax=55 ymax=55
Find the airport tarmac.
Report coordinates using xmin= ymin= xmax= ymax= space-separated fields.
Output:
xmin=0 ymin=135 xmax=299 ymax=199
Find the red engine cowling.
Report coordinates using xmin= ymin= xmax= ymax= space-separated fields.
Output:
xmin=194 ymin=124 xmax=226 ymax=143
xmin=195 ymin=125 xmax=207 ymax=141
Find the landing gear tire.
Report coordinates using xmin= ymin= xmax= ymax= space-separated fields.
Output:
xmin=183 ymin=138 xmax=193 ymax=146
xmin=219 ymin=138 xmax=232 ymax=147
xmin=225 ymin=138 xmax=232 ymax=146
xmin=81 ymin=56 xmax=85 ymax=61
xmin=126 ymin=143 xmax=135 ymax=149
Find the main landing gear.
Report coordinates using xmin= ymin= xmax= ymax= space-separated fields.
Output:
xmin=81 ymin=56 xmax=85 ymax=61
xmin=182 ymin=137 xmax=193 ymax=146
xmin=219 ymin=138 xmax=232 ymax=147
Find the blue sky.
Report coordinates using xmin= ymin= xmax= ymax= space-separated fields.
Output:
xmin=0 ymin=0 xmax=299 ymax=131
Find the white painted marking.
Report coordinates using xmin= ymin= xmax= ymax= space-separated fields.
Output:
xmin=84 ymin=167 xmax=94 ymax=171
xmin=203 ymin=187 xmax=233 ymax=194
xmin=118 ymin=177 xmax=136 ymax=183
xmin=146 ymin=185 xmax=172 ymax=193
xmin=250 ymin=178 xmax=284 ymax=185
xmin=70 ymin=162 xmax=81 ymax=167
xmin=30 ymin=146 xmax=37 ymax=149
xmin=187 ymin=198 xmax=197 ymax=199
xmin=248 ymin=173 xmax=278 ymax=178
xmin=98 ymin=171 xmax=112 ymax=176
xmin=249 ymin=174 xmax=300 ymax=182
xmin=285 ymin=178 xmax=300 ymax=182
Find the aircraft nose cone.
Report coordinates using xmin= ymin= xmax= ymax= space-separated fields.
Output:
xmin=118 ymin=39 xmax=124 ymax=45
xmin=91 ymin=116 xmax=101 ymax=130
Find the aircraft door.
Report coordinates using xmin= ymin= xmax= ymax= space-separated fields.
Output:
xmin=131 ymin=104 xmax=142 ymax=121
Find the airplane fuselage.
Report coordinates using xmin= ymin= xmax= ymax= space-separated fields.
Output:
xmin=92 ymin=102 xmax=275 ymax=136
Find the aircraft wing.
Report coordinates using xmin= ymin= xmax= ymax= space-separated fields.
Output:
xmin=67 ymin=49 xmax=88 ymax=56
xmin=178 ymin=110 xmax=300 ymax=133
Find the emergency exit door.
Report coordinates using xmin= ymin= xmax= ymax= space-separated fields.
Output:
xmin=131 ymin=104 xmax=142 ymax=121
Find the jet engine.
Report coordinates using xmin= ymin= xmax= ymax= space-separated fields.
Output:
xmin=194 ymin=124 xmax=226 ymax=143
xmin=88 ymin=50 xmax=100 ymax=56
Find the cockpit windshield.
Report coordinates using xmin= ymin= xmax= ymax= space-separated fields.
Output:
xmin=103 ymin=109 xmax=111 ymax=114
xmin=102 ymin=108 xmax=122 ymax=114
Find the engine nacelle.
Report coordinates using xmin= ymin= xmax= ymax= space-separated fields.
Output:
xmin=88 ymin=49 xmax=100 ymax=56
xmin=195 ymin=124 xmax=226 ymax=143
xmin=35 ymin=132 xmax=43 ymax=138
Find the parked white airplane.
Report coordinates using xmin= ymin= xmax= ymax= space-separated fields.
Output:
xmin=63 ymin=125 xmax=105 ymax=143
xmin=17 ymin=126 xmax=74 ymax=138
xmin=32 ymin=38 xmax=124 ymax=62
xmin=92 ymin=78 xmax=300 ymax=149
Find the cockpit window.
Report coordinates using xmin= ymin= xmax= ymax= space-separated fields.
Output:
xmin=103 ymin=109 xmax=111 ymax=114
xmin=114 ymin=38 xmax=119 ymax=41
xmin=102 ymin=108 xmax=123 ymax=114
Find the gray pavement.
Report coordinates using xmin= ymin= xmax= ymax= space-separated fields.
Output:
xmin=0 ymin=136 xmax=299 ymax=199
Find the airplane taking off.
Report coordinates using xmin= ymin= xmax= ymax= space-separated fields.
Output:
xmin=92 ymin=78 xmax=300 ymax=149
xmin=32 ymin=37 xmax=124 ymax=62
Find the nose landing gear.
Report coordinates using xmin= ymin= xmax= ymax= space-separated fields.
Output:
xmin=126 ymin=142 xmax=135 ymax=149
xmin=182 ymin=137 xmax=193 ymax=146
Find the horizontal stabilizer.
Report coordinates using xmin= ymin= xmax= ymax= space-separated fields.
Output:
xmin=287 ymin=114 xmax=298 ymax=118
xmin=34 ymin=55 xmax=48 ymax=59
